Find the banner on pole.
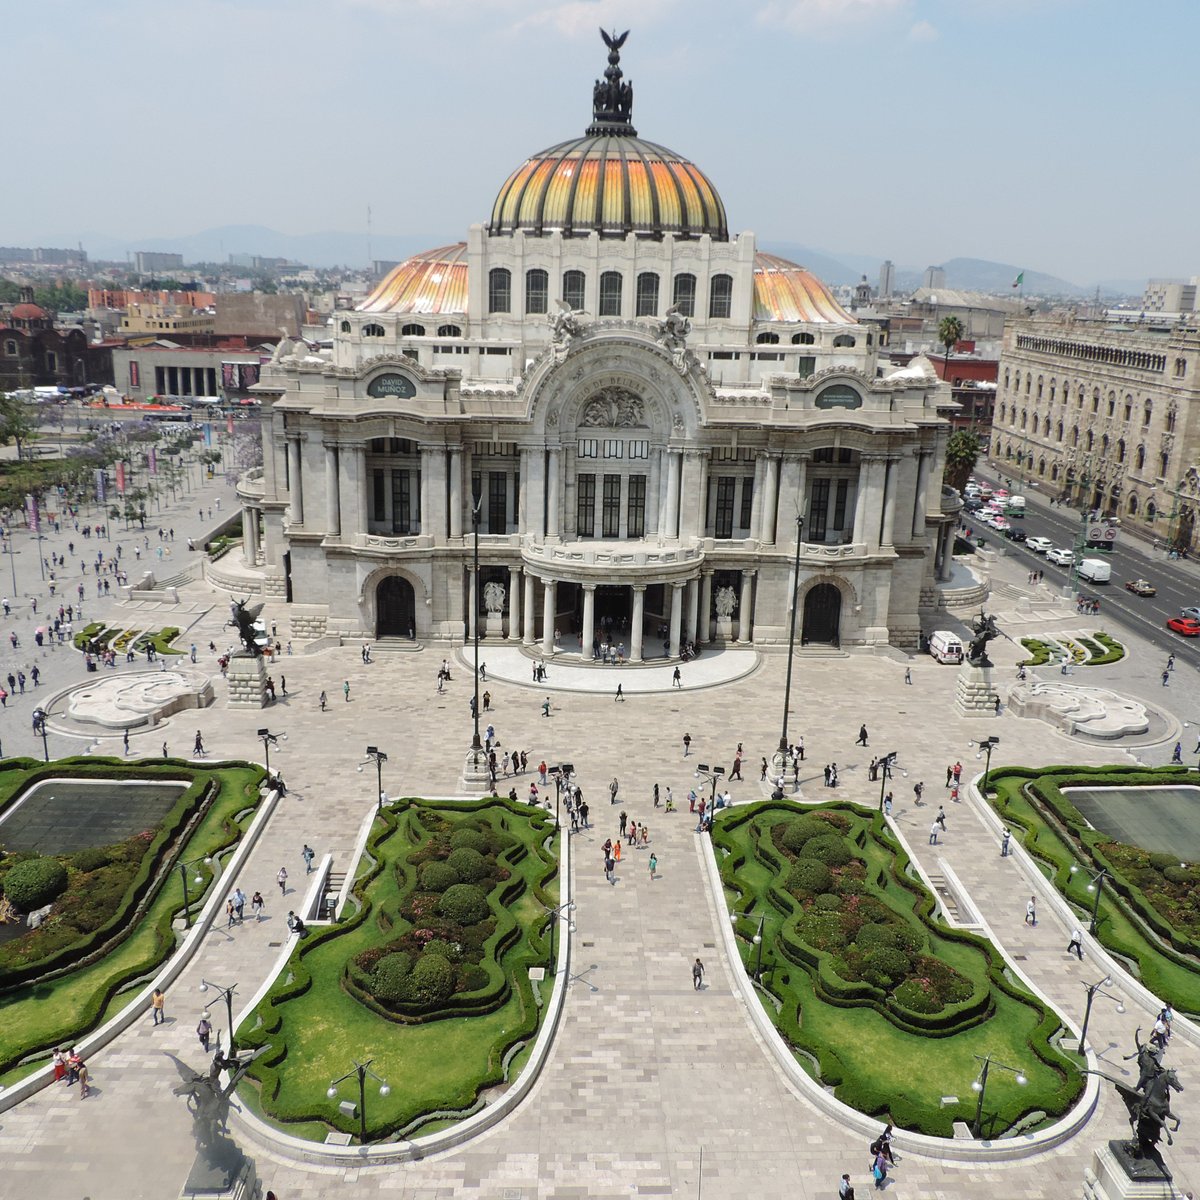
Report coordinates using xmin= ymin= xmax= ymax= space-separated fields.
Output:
xmin=116 ymin=461 xmax=126 ymax=495
xmin=95 ymin=468 xmax=107 ymax=503
xmin=149 ymin=447 xmax=158 ymax=476
xmin=25 ymin=493 xmax=38 ymax=534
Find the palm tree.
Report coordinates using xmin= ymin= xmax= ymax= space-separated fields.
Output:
xmin=943 ymin=430 xmax=981 ymax=493
xmin=938 ymin=315 xmax=965 ymax=381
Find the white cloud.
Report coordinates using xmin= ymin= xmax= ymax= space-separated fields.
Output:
xmin=907 ymin=18 xmax=938 ymax=41
xmin=756 ymin=0 xmax=912 ymax=37
xmin=517 ymin=0 xmax=682 ymax=38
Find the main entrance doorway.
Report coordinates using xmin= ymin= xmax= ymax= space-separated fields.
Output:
xmin=801 ymin=582 xmax=841 ymax=646
xmin=376 ymin=575 xmax=416 ymax=638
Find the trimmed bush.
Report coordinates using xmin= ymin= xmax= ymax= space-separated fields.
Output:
xmin=4 ymin=856 xmax=68 ymax=911
xmin=408 ymin=953 xmax=455 ymax=1005
xmin=779 ymin=816 xmax=831 ymax=854
xmin=449 ymin=828 xmax=491 ymax=854
xmin=894 ymin=977 xmax=942 ymax=1014
xmin=814 ymin=893 xmax=842 ymax=912
xmin=418 ymin=861 xmax=459 ymax=893
xmin=437 ymin=883 xmax=490 ymax=925
xmin=801 ymin=833 xmax=852 ymax=867
xmin=862 ymin=947 xmax=911 ymax=989
xmin=70 ymin=847 xmax=113 ymax=873
xmin=422 ymin=938 xmax=459 ymax=961
xmin=787 ymin=859 xmax=833 ymax=895
xmin=447 ymin=846 xmax=488 ymax=883
xmin=372 ymin=952 xmax=413 ymax=1004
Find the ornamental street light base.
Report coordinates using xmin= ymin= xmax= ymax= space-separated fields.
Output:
xmin=460 ymin=744 xmax=492 ymax=793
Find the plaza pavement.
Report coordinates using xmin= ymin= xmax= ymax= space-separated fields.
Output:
xmin=1 ymin=534 xmax=1199 ymax=1199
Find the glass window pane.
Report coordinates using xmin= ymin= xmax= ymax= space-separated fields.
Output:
xmin=636 ymin=272 xmax=660 ymax=317
xmin=602 ymin=474 xmax=621 ymax=537
xmin=709 ymin=273 xmax=732 ymax=319
xmin=577 ymin=474 xmax=596 ymax=537
xmin=672 ymin=273 xmax=696 ymax=316
xmin=563 ymin=270 xmax=585 ymax=310
xmin=488 ymin=268 xmax=511 ymax=314
xmin=599 ymin=271 xmax=622 ymax=317
xmin=525 ymin=269 xmax=548 ymax=314
xmin=627 ymin=474 xmax=646 ymax=538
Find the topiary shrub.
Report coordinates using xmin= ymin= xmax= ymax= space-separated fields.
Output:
xmin=70 ymin=847 xmax=113 ymax=873
xmin=437 ymin=883 xmax=490 ymax=925
xmin=814 ymin=892 xmax=842 ymax=912
xmin=1164 ymin=865 xmax=1196 ymax=886
xmin=894 ymin=976 xmax=942 ymax=1014
xmin=408 ymin=953 xmax=455 ymax=1004
xmin=787 ymin=858 xmax=833 ymax=895
xmin=371 ymin=952 xmax=413 ymax=1004
xmin=4 ymin=856 xmax=69 ymax=912
xmin=447 ymin=846 xmax=488 ymax=883
xmin=779 ymin=816 xmax=832 ymax=855
xmin=861 ymin=947 xmax=911 ymax=989
xmin=422 ymin=937 xmax=460 ymax=961
xmin=801 ymin=833 xmax=852 ymax=867
xmin=418 ymin=861 xmax=459 ymax=893
xmin=1148 ymin=852 xmax=1179 ymax=871
xmin=449 ymin=828 xmax=491 ymax=854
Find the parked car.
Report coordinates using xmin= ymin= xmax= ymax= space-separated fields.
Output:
xmin=991 ymin=516 xmax=1011 ymax=531
xmin=1167 ymin=617 xmax=1200 ymax=637
xmin=1181 ymin=606 xmax=1200 ymax=622
xmin=1027 ymin=536 xmax=1054 ymax=554
xmin=1046 ymin=547 xmax=1075 ymax=566
xmin=1125 ymin=579 xmax=1157 ymax=596
xmin=1003 ymin=527 xmax=1028 ymax=542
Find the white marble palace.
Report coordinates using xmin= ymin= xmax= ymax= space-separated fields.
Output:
xmin=238 ymin=33 xmax=958 ymax=656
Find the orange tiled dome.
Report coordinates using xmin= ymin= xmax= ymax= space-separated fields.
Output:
xmin=358 ymin=244 xmax=468 ymax=315
xmin=753 ymin=253 xmax=855 ymax=325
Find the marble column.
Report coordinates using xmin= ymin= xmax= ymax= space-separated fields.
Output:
xmin=542 ymin=579 xmax=556 ymax=654
xmin=356 ymin=446 xmax=369 ymax=537
xmin=695 ymin=451 xmax=710 ymax=539
xmin=938 ymin=526 xmax=954 ymax=581
xmin=508 ymin=565 xmax=522 ymax=641
xmin=864 ymin=456 xmax=887 ymax=548
xmin=749 ymin=456 xmax=765 ymax=540
xmin=686 ymin=576 xmax=700 ymax=642
xmin=324 ymin=446 xmax=340 ymax=537
xmin=760 ymin=454 xmax=780 ymax=544
xmin=449 ymin=447 xmax=463 ymax=538
xmin=287 ymin=438 xmax=304 ymax=525
xmin=420 ymin=449 xmax=432 ymax=536
xmin=668 ymin=581 xmax=684 ymax=658
xmin=468 ymin=567 xmax=478 ymax=642
xmin=527 ymin=448 xmax=546 ymax=538
xmin=581 ymin=584 xmax=596 ymax=659
xmin=243 ymin=508 xmax=259 ymax=566
xmin=698 ymin=570 xmax=713 ymax=643
xmin=546 ymin=448 xmax=561 ymax=539
xmin=630 ymin=586 xmax=646 ymax=662
xmin=912 ymin=450 xmax=932 ymax=539
xmin=852 ymin=458 xmax=870 ymax=545
xmin=664 ymin=450 xmax=681 ymax=539
xmin=518 ymin=449 xmax=530 ymax=530
xmin=738 ymin=569 xmax=755 ymax=643
xmin=523 ymin=570 xmax=536 ymax=646
xmin=881 ymin=457 xmax=898 ymax=546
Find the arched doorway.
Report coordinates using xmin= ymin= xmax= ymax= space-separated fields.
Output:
xmin=802 ymin=583 xmax=842 ymax=646
xmin=376 ymin=575 xmax=416 ymax=638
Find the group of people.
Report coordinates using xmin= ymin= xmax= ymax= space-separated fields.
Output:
xmin=838 ymin=1124 xmax=896 ymax=1196
xmin=51 ymin=1047 xmax=90 ymax=1098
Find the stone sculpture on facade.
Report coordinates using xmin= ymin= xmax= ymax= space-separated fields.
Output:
xmin=593 ymin=29 xmax=633 ymax=127
xmin=483 ymin=581 xmax=507 ymax=616
xmin=580 ymin=386 xmax=648 ymax=428
xmin=548 ymin=298 xmax=585 ymax=348
xmin=714 ymin=585 xmax=738 ymax=619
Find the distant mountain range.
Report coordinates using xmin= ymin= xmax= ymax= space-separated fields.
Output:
xmin=61 ymin=224 xmax=1144 ymax=299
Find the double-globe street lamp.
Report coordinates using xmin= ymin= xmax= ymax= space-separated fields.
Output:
xmin=970 ymin=736 xmax=1001 ymax=795
xmin=198 ymin=978 xmax=239 ymax=1054
xmin=327 ymin=1058 xmax=391 ymax=1145
xmin=776 ymin=513 xmax=805 ymax=779
xmin=178 ymin=854 xmax=214 ymax=927
xmin=1078 ymin=975 xmax=1126 ymax=1053
xmin=537 ymin=898 xmax=577 ymax=971
xmin=358 ymin=745 xmax=388 ymax=810
xmin=1069 ymin=863 xmax=1112 ymax=935
xmin=257 ymin=727 xmax=286 ymax=777
xmin=694 ymin=763 xmax=725 ymax=824
xmin=31 ymin=707 xmax=50 ymax=762
xmin=971 ymin=1053 xmax=1026 ymax=1139
xmin=728 ymin=909 xmax=776 ymax=982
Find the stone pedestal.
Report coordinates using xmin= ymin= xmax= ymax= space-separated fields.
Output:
xmin=460 ymin=744 xmax=493 ymax=795
xmin=485 ymin=613 xmax=505 ymax=639
xmin=954 ymin=662 xmax=999 ymax=717
xmin=1083 ymin=1141 xmax=1173 ymax=1200
xmin=226 ymin=653 xmax=268 ymax=709
xmin=715 ymin=616 xmax=734 ymax=642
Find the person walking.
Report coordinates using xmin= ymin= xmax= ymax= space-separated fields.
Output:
xmin=682 ymin=732 xmax=692 ymax=756
xmin=883 ymin=792 xmax=893 ymax=817
xmin=839 ymin=1173 xmax=856 ymax=1199
xmin=929 ymin=820 xmax=940 ymax=845
xmin=277 ymin=866 xmax=288 ymax=896
xmin=692 ymin=958 xmax=705 ymax=990
xmin=123 ymin=729 xmax=130 ymax=756
xmin=1025 ymin=895 xmax=1037 ymax=926
xmin=197 ymin=1016 xmax=212 ymax=1052
xmin=760 ymin=756 xmax=768 ymax=781
xmin=615 ymin=682 xmax=624 ymax=701
xmin=150 ymin=987 xmax=166 ymax=1026
xmin=730 ymin=751 xmax=743 ymax=781
xmin=653 ymin=783 xmax=660 ymax=808
xmin=302 ymin=844 xmax=315 ymax=873
xmin=1067 ymin=928 xmax=1084 ymax=959
xmin=251 ymin=890 xmax=265 ymax=920
xmin=619 ymin=810 xmax=628 ymax=837
xmin=1162 ymin=670 xmax=1170 ymax=687
xmin=234 ymin=888 xmax=246 ymax=922
xmin=913 ymin=781 xmax=925 ymax=805
xmin=648 ymin=852 xmax=658 ymax=879
xmin=856 ymin=724 xmax=869 ymax=746
xmin=541 ymin=696 xmax=551 ymax=717
xmin=672 ymin=666 xmax=682 ymax=689
xmin=945 ymin=764 xmax=953 ymax=787
xmin=610 ymin=778 xmax=620 ymax=805
xmin=77 ymin=1061 xmax=91 ymax=1099
xmin=1167 ymin=654 xmax=1175 ymax=672
xmin=1173 ymin=742 xmax=1183 ymax=764
xmin=319 ymin=690 xmax=327 ymax=711
xmin=904 ymin=666 xmax=912 ymax=685
xmin=193 ymin=730 xmax=205 ymax=758
xmin=1000 ymin=828 xmax=1012 ymax=857
xmin=936 ymin=806 xmax=947 ymax=832
xmin=343 ymin=679 xmax=351 ymax=702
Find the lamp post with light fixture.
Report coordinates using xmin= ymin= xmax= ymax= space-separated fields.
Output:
xmin=358 ymin=745 xmax=388 ymax=809
xmin=1069 ymin=863 xmax=1111 ymax=935
xmin=1078 ymin=976 xmax=1125 ymax=1053
xmin=327 ymin=1058 xmax=390 ymax=1145
xmin=971 ymin=1054 xmax=1026 ymax=1139
xmin=257 ymin=727 xmax=286 ymax=776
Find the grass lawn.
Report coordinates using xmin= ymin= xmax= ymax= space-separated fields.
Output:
xmin=717 ymin=801 xmax=1079 ymax=1138
xmin=73 ymin=625 xmax=182 ymax=655
xmin=238 ymin=797 xmax=558 ymax=1142
xmin=0 ymin=759 xmax=264 ymax=1080
xmin=987 ymin=765 xmax=1200 ymax=1016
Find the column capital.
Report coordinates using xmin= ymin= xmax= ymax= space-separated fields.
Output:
xmin=582 ymin=582 xmax=597 ymax=592
xmin=702 ymin=567 xmax=715 ymax=578
xmin=741 ymin=568 xmax=757 ymax=578
xmin=632 ymin=583 xmax=648 ymax=593
xmin=671 ymin=579 xmax=687 ymax=591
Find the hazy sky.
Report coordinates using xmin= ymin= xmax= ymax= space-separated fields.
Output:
xmin=7 ymin=0 xmax=1198 ymax=285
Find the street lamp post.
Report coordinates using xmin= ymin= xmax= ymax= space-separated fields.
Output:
xmin=178 ymin=854 xmax=213 ymax=927
xmin=358 ymin=745 xmax=388 ymax=810
xmin=198 ymin=978 xmax=239 ymax=1053
xmin=970 ymin=736 xmax=1000 ymax=795
xmin=877 ymin=751 xmax=898 ymax=812
xmin=327 ymin=1058 xmax=390 ymax=1145
xmin=537 ymin=898 xmax=577 ymax=971
xmin=31 ymin=707 xmax=49 ymax=762
xmin=1077 ymin=976 xmax=1126 ymax=1053
xmin=1069 ymin=863 xmax=1111 ymax=935
xmin=971 ymin=1054 xmax=1027 ymax=1139
xmin=694 ymin=763 xmax=725 ymax=824
xmin=257 ymin=727 xmax=285 ymax=777
xmin=548 ymin=762 xmax=575 ymax=828
xmin=777 ymin=513 xmax=804 ymax=766
xmin=469 ymin=495 xmax=483 ymax=774
xmin=728 ymin=910 xmax=770 ymax=981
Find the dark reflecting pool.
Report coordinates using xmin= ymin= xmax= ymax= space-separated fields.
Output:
xmin=1063 ymin=785 xmax=1200 ymax=861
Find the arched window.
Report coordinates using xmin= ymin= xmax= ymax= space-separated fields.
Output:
xmin=1078 ymin=386 xmax=1085 ymax=407
xmin=1020 ymin=408 xmax=1027 ymax=430
xmin=1136 ymin=444 xmax=1146 ymax=470
xmin=362 ymin=323 xmax=385 ymax=338
xmin=401 ymin=323 xmax=426 ymax=337
xmin=1128 ymin=494 xmax=1139 ymax=516
xmin=1124 ymin=395 xmax=1132 ymax=421
xmin=525 ymin=268 xmax=549 ymax=315
xmin=1036 ymin=375 xmax=1044 ymax=399
xmin=635 ymin=272 xmax=660 ymax=317
xmin=1117 ymin=439 xmax=1126 ymax=463
xmin=1043 ymin=417 xmax=1051 ymax=436
xmin=1051 ymin=463 xmax=1060 ymax=482
xmin=999 ymin=404 xmax=1006 ymax=424
xmin=1161 ymin=451 xmax=1170 ymax=476
xmin=1049 ymin=379 xmax=1056 ymax=404
xmin=792 ymin=331 xmax=816 ymax=345
xmin=833 ymin=334 xmax=856 ymax=348
xmin=1166 ymin=407 xmax=1177 ymax=433
xmin=599 ymin=271 xmax=622 ymax=316
xmin=339 ymin=320 xmax=351 ymax=333
xmin=488 ymin=267 xmax=511 ymax=314
xmin=1038 ymin=457 xmax=1046 ymax=476
xmin=1175 ymin=357 xmax=1187 ymax=378
xmin=672 ymin=272 xmax=696 ymax=316
xmin=1107 ymin=390 xmax=1116 ymax=417
xmin=709 ymin=273 xmax=733 ymax=319
xmin=1003 ymin=368 xmax=1010 ymax=390
xmin=1146 ymin=501 xmax=1157 ymax=522
xmin=1091 ymin=388 xmax=1100 ymax=413
xmin=1025 ymin=375 xmax=1032 ymax=395
xmin=1056 ymin=421 xmax=1063 ymax=441
xmin=1014 ymin=371 xmax=1021 ymax=394
xmin=1086 ymin=430 xmax=1094 ymax=451
xmin=1101 ymin=434 xmax=1109 ymax=456
xmin=562 ymin=269 xmax=585 ymax=310
xmin=1071 ymin=426 xmax=1079 ymax=447
xmin=756 ymin=331 xmax=780 ymax=344
xmin=437 ymin=324 xmax=462 ymax=337
xmin=1144 ymin=399 xmax=1153 ymax=426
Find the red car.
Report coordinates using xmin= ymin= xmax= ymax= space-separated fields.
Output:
xmin=1167 ymin=617 xmax=1200 ymax=637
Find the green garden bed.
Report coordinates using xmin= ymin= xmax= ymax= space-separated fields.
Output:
xmin=0 ymin=758 xmax=265 ymax=1080
xmin=237 ymin=797 xmax=558 ymax=1142
xmin=1019 ymin=632 xmax=1124 ymax=668
xmin=988 ymin=765 xmax=1200 ymax=1013
xmin=73 ymin=625 xmax=182 ymax=655
xmin=715 ymin=801 xmax=1079 ymax=1138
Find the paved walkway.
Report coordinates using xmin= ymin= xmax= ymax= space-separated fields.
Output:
xmin=0 ymin=545 xmax=1198 ymax=1199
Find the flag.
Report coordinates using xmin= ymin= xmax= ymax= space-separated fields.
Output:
xmin=116 ymin=461 xmax=126 ymax=495
xmin=204 ymin=422 xmax=213 ymax=447
xmin=1012 ymin=272 xmax=1024 ymax=289
xmin=95 ymin=468 xmax=106 ymax=503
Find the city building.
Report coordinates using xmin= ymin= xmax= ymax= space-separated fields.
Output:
xmin=235 ymin=34 xmax=958 ymax=651
xmin=994 ymin=316 xmax=1200 ymax=546
xmin=1143 ymin=278 xmax=1198 ymax=315
xmin=135 ymin=251 xmax=185 ymax=274
xmin=878 ymin=259 xmax=895 ymax=300
xmin=0 ymin=287 xmax=110 ymax=391
xmin=108 ymin=338 xmax=271 ymax=401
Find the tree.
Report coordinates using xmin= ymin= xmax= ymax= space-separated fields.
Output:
xmin=938 ymin=315 xmax=965 ymax=380
xmin=943 ymin=430 xmax=981 ymax=493
xmin=0 ymin=393 xmax=43 ymax=461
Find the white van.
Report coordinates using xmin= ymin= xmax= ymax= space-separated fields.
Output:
xmin=1077 ymin=558 xmax=1112 ymax=584
xmin=928 ymin=630 xmax=965 ymax=664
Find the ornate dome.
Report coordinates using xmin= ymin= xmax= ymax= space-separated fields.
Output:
xmin=11 ymin=302 xmax=47 ymax=321
xmin=358 ymin=244 xmax=468 ymax=315
xmin=753 ymin=253 xmax=855 ymax=325
xmin=488 ymin=31 xmax=727 ymax=241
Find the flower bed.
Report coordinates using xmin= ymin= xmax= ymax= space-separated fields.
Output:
xmin=1019 ymin=631 xmax=1124 ymax=668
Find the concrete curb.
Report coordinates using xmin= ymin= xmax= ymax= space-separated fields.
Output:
xmin=227 ymin=795 xmax=571 ymax=1165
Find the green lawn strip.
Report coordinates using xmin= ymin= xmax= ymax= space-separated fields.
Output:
xmin=0 ymin=759 xmax=264 ymax=1077
xmin=717 ymin=801 xmax=1079 ymax=1138
xmin=988 ymin=766 xmax=1200 ymax=1013
xmin=1019 ymin=638 xmax=1050 ymax=667
xmin=237 ymin=798 xmax=558 ymax=1141
xmin=72 ymin=622 xmax=109 ymax=650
